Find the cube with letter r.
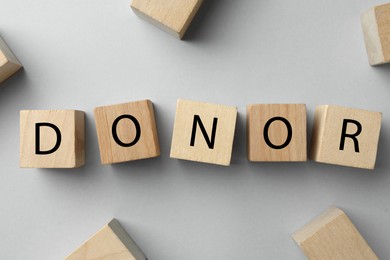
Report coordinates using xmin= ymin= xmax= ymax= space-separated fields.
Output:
xmin=310 ymin=105 xmax=382 ymax=169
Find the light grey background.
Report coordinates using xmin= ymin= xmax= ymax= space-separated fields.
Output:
xmin=0 ymin=0 xmax=389 ymax=259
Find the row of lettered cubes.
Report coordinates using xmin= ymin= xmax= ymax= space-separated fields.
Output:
xmin=20 ymin=99 xmax=382 ymax=169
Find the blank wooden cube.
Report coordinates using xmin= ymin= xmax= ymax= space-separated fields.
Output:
xmin=20 ymin=110 xmax=85 ymax=168
xmin=170 ymin=99 xmax=237 ymax=166
xmin=66 ymin=219 xmax=147 ymax=260
xmin=247 ymin=104 xmax=307 ymax=162
xmin=0 ymin=35 xmax=22 ymax=84
xmin=94 ymin=100 xmax=160 ymax=164
xmin=310 ymin=105 xmax=381 ymax=169
xmin=361 ymin=3 xmax=390 ymax=65
xmin=131 ymin=0 xmax=203 ymax=39
xmin=292 ymin=207 xmax=378 ymax=260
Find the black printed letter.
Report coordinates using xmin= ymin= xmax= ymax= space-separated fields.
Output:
xmin=190 ymin=115 xmax=218 ymax=149
xmin=35 ymin=123 xmax=62 ymax=155
xmin=263 ymin=117 xmax=292 ymax=149
xmin=339 ymin=119 xmax=362 ymax=153
xmin=112 ymin=115 xmax=141 ymax=147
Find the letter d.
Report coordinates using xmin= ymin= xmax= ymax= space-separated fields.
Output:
xmin=35 ymin=123 xmax=62 ymax=155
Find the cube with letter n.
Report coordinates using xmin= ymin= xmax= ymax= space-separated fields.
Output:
xmin=20 ymin=110 xmax=85 ymax=168
xmin=170 ymin=99 xmax=237 ymax=166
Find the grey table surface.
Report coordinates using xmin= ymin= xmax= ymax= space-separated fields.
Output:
xmin=1 ymin=0 xmax=389 ymax=259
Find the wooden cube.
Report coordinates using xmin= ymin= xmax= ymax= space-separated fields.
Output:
xmin=20 ymin=110 xmax=85 ymax=168
xmin=292 ymin=207 xmax=378 ymax=260
xmin=0 ymin=35 xmax=22 ymax=84
xmin=170 ymin=99 xmax=237 ymax=166
xmin=94 ymin=100 xmax=160 ymax=164
xmin=66 ymin=219 xmax=147 ymax=260
xmin=247 ymin=104 xmax=307 ymax=162
xmin=310 ymin=105 xmax=382 ymax=169
xmin=131 ymin=0 xmax=203 ymax=39
xmin=361 ymin=3 xmax=390 ymax=65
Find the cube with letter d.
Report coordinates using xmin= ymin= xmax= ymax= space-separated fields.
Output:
xmin=170 ymin=99 xmax=237 ymax=166
xmin=20 ymin=110 xmax=85 ymax=168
